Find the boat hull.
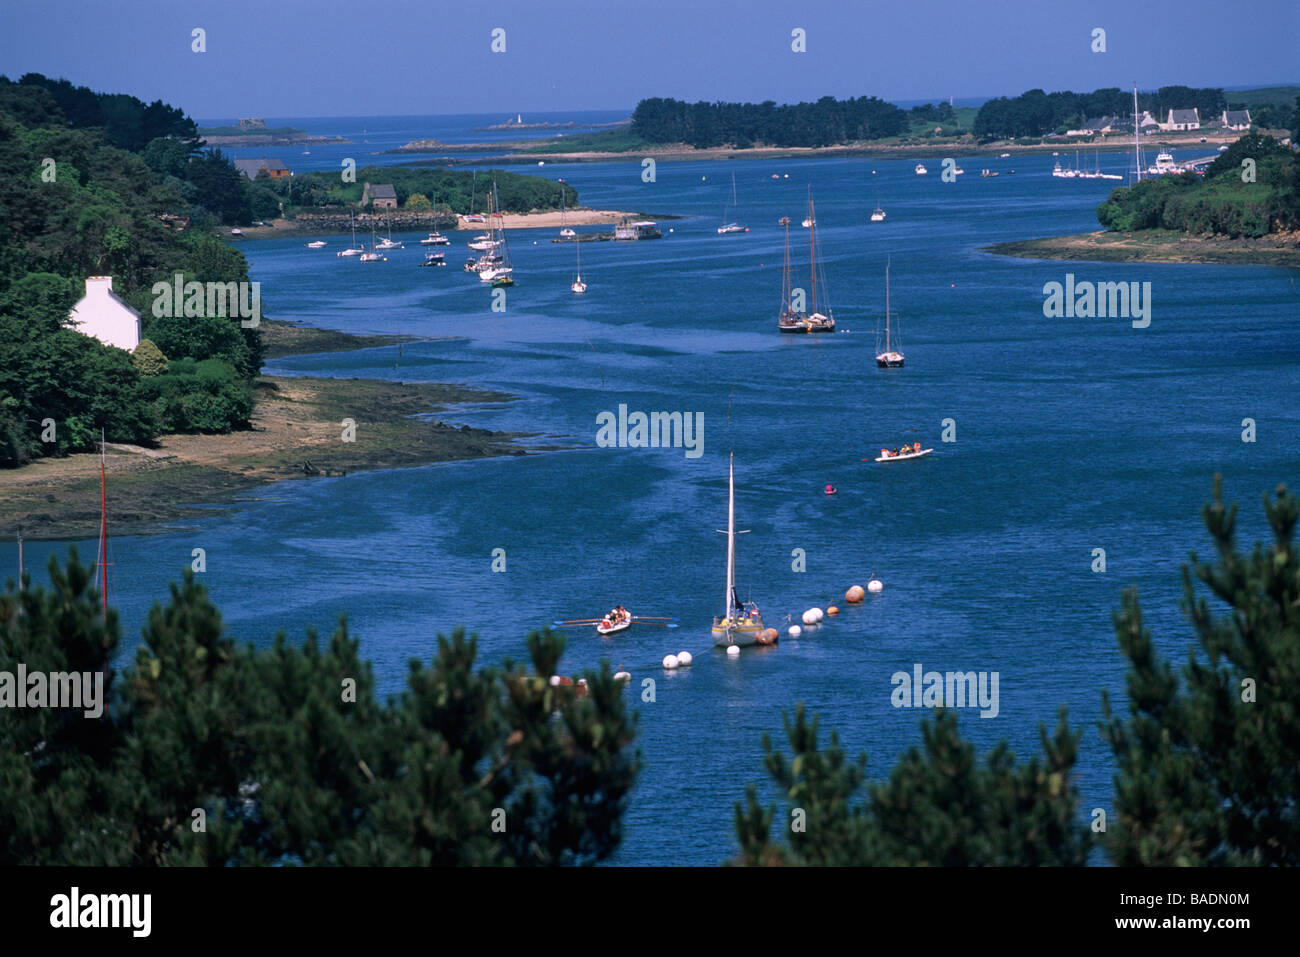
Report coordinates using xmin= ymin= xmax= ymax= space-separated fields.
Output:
xmin=874 ymin=448 xmax=933 ymax=463
xmin=711 ymin=619 xmax=764 ymax=646
xmin=876 ymin=355 xmax=905 ymax=368
xmin=597 ymin=619 xmax=631 ymax=636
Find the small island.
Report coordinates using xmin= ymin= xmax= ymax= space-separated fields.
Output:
xmin=988 ymin=131 xmax=1300 ymax=267
xmin=198 ymin=118 xmax=350 ymax=147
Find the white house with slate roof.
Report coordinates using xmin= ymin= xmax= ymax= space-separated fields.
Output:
xmin=1163 ymin=108 xmax=1201 ymax=131
xmin=69 ymin=276 xmax=141 ymax=351
xmin=1221 ymin=110 xmax=1252 ymax=131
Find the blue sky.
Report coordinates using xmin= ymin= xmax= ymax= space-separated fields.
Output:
xmin=1 ymin=0 xmax=1295 ymax=118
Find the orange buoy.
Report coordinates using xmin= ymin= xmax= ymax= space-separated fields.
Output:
xmin=846 ymin=585 xmax=865 ymax=603
xmin=827 ymin=606 xmax=839 ymax=616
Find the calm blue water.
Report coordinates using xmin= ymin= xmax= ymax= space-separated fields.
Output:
xmin=198 ymin=110 xmax=631 ymax=172
xmin=7 ymin=132 xmax=1298 ymax=865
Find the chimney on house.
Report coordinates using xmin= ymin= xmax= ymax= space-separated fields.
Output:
xmin=86 ymin=276 xmax=114 ymax=296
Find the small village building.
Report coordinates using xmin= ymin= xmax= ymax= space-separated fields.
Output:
xmin=233 ymin=157 xmax=291 ymax=180
xmin=69 ymin=276 xmax=141 ymax=351
xmin=361 ymin=183 xmax=398 ymax=209
xmin=1221 ymin=110 xmax=1252 ymax=131
xmin=1163 ymin=109 xmax=1201 ymax=131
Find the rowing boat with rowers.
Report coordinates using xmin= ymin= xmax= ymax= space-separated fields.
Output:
xmin=553 ymin=610 xmax=679 ymax=635
xmin=875 ymin=443 xmax=933 ymax=463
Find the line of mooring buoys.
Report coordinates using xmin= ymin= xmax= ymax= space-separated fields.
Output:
xmin=844 ymin=577 xmax=884 ymax=604
xmin=659 ymin=576 xmax=888 ymax=666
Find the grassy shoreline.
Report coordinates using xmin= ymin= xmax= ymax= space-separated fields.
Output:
xmin=985 ymin=229 xmax=1300 ymax=266
xmin=1 ymin=331 xmax=528 ymax=541
xmin=396 ymin=129 xmax=1249 ymax=166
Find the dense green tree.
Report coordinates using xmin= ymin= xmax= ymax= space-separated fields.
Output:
xmin=0 ymin=86 xmax=267 ymax=461
xmin=1103 ymin=478 xmax=1299 ymax=866
xmin=0 ymin=558 xmax=640 ymax=866
xmin=141 ymin=135 xmax=196 ymax=180
xmin=9 ymin=73 xmax=199 ymax=153
xmin=629 ymin=95 xmax=906 ymax=148
xmin=185 ymin=148 xmax=250 ymax=225
xmin=289 ymin=166 xmax=576 ymax=215
xmin=131 ymin=338 xmax=168 ymax=376
xmin=144 ymin=311 xmax=255 ymax=379
xmin=1096 ymin=133 xmax=1297 ymax=237
xmin=736 ymin=479 xmax=1298 ymax=867
xmin=0 ymin=555 xmax=124 ymax=865
xmin=974 ymin=85 xmax=1226 ymax=140
xmin=733 ymin=705 xmax=1087 ymax=866
xmin=146 ymin=358 xmax=254 ymax=433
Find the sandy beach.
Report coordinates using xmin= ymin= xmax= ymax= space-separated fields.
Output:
xmin=459 ymin=208 xmax=649 ymax=229
xmin=430 ymin=128 xmax=1254 ymax=166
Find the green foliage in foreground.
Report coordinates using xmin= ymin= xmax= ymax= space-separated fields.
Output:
xmin=735 ymin=479 xmax=1299 ymax=866
xmin=0 ymin=560 xmax=640 ymax=865
xmin=1096 ymin=133 xmax=1299 ymax=237
xmin=4 ymin=479 xmax=1293 ymax=866
xmin=1103 ymin=479 xmax=1300 ymax=865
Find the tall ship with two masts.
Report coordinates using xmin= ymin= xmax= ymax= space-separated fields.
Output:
xmin=777 ymin=190 xmax=834 ymax=334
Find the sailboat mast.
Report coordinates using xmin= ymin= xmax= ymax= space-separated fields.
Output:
xmin=808 ymin=193 xmax=817 ymax=315
xmin=884 ymin=259 xmax=891 ymax=352
xmin=780 ymin=217 xmax=791 ymax=314
xmin=725 ymin=453 xmax=736 ymax=619
xmin=1133 ymin=84 xmax=1142 ymax=182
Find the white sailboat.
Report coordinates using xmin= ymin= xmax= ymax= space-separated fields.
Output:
xmin=559 ymin=190 xmax=575 ymax=239
xmin=571 ymin=236 xmax=586 ymax=293
xmin=711 ymin=453 xmax=764 ymax=647
xmin=477 ymin=182 xmax=514 ymax=283
xmin=336 ymin=212 xmax=364 ymax=257
xmin=360 ymin=223 xmax=386 ymax=261
xmin=875 ymin=258 xmax=904 ymax=368
xmin=374 ymin=219 xmax=403 ymax=250
xmin=870 ymin=200 xmax=886 ymax=222
xmin=717 ymin=171 xmax=748 ymax=234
